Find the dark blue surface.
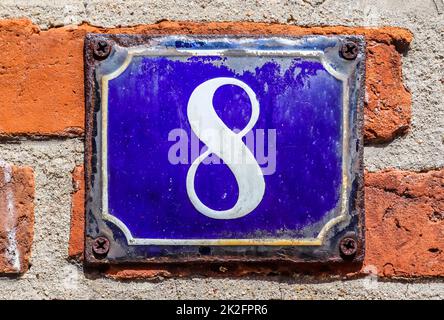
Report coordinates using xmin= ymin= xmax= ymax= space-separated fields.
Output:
xmin=107 ymin=55 xmax=343 ymax=239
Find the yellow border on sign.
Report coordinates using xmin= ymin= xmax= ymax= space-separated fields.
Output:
xmin=100 ymin=43 xmax=350 ymax=246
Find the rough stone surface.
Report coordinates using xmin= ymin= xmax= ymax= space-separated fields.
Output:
xmin=365 ymin=169 xmax=444 ymax=277
xmin=0 ymin=162 xmax=34 ymax=274
xmin=68 ymin=165 xmax=84 ymax=260
xmin=0 ymin=18 xmax=411 ymax=145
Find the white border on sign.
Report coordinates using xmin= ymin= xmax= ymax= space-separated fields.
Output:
xmin=100 ymin=44 xmax=350 ymax=246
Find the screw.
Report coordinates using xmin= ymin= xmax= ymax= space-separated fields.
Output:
xmin=92 ymin=236 xmax=110 ymax=256
xmin=340 ymin=41 xmax=359 ymax=60
xmin=93 ymin=40 xmax=111 ymax=60
xmin=339 ymin=236 xmax=357 ymax=257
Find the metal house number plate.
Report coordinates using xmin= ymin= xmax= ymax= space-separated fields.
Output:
xmin=84 ymin=34 xmax=365 ymax=265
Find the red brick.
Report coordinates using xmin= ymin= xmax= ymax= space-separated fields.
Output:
xmin=68 ymin=165 xmax=84 ymax=260
xmin=104 ymin=262 xmax=357 ymax=280
xmin=70 ymin=163 xmax=443 ymax=278
xmin=0 ymin=19 xmax=412 ymax=144
xmin=0 ymin=20 xmax=85 ymax=137
xmin=364 ymin=42 xmax=411 ymax=142
xmin=364 ymin=169 xmax=444 ymax=277
xmin=0 ymin=162 xmax=34 ymax=274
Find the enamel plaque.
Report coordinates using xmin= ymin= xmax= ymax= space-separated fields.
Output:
xmin=84 ymin=35 xmax=365 ymax=265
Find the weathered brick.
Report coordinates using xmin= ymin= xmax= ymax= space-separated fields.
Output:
xmin=68 ymin=165 xmax=84 ymax=260
xmin=70 ymin=165 xmax=443 ymax=278
xmin=365 ymin=169 xmax=444 ymax=277
xmin=0 ymin=19 xmax=412 ymax=143
xmin=104 ymin=262 xmax=358 ymax=280
xmin=0 ymin=161 xmax=34 ymax=274
xmin=0 ymin=20 xmax=85 ymax=137
xmin=364 ymin=42 xmax=411 ymax=142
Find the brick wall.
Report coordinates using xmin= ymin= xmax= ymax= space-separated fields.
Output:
xmin=0 ymin=0 xmax=443 ymax=299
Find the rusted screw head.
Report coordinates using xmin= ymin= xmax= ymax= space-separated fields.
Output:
xmin=339 ymin=237 xmax=357 ymax=257
xmin=93 ymin=40 xmax=111 ymax=60
xmin=92 ymin=236 xmax=110 ymax=256
xmin=340 ymin=41 xmax=359 ymax=60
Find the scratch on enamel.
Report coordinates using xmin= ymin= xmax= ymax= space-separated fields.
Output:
xmin=1 ymin=160 xmax=21 ymax=272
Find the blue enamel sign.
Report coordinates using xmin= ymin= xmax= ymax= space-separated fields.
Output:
xmin=85 ymin=35 xmax=365 ymax=263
